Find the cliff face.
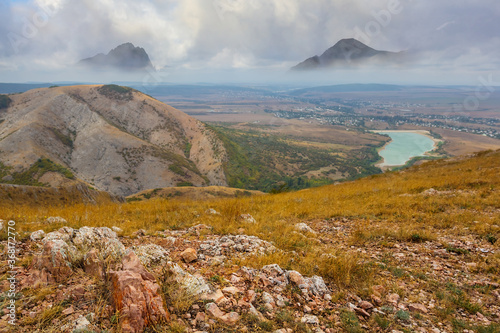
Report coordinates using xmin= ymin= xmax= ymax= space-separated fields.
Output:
xmin=0 ymin=85 xmax=227 ymax=196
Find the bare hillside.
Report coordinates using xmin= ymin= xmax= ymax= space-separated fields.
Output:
xmin=0 ymin=85 xmax=227 ymax=196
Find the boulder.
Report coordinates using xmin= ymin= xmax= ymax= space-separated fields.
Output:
xmin=301 ymin=314 xmax=319 ymax=325
xmin=34 ymin=239 xmax=77 ymax=283
xmin=181 ymin=248 xmax=197 ymax=263
xmin=46 ymin=216 xmax=67 ymax=224
xmin=133 ymin=244 xmax=169 ymax=266
xmin=239 ymin=214 xmax=256 ymax=224
xmin=408 ymin=303 xmax=428 ymax=314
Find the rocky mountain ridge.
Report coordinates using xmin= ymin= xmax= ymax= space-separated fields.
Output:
xmin=78 ymin=43 xmax=154 ymax=71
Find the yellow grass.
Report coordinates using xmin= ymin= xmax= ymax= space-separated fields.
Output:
xmin=2 ymin=150 xmax=499 ymax=291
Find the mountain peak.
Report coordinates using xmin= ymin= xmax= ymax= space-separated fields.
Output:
xmin=291 ymin=38 xmax=400 ymax=71
xmin=78 ymin=43 xmax=154 ymax=71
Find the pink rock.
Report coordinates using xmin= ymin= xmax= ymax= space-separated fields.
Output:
xmin=205 ymin=302 xmax=225 ymax=319
xmin=109 ymin=252 xmax=169 ymax=333
xmin=287 ymin=270 xmax=305 ymax=285
xmin=83 ymin=249 xmax=104 ymax=279
xmin=34 ymin=239 xmax=76 ymax=283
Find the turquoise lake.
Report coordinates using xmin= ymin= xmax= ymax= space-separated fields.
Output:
xmin=376 ymin=131 xmax=436 ymax=167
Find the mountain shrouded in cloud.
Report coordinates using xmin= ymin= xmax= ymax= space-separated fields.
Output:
xmin=291 ymin=38 xmax=405 ymax=71
xmin=0 ymin=0 xmax=499 ymax=84
xmin=78 ymin=43 xmax=154 ymax=71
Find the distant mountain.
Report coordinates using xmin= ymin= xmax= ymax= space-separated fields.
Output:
xmin=0 ymin=85 xmax=227 ymax=196
xmin=78 ymin=43 xmax=154 ymax=71
xmin=291 ymin=38 xmax=403 ymax=71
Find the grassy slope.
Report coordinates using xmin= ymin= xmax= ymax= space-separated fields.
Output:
xmin=2 ymin=150 xmax=499 ymax=331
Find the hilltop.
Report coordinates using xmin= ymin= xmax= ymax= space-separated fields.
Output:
xmin=0 ymin=85 xmax=227 ymax=196
xmin=292 ymin=39 xmax=404 ymax=71
xmin=1 ymin=149 xmax=499 ymax=332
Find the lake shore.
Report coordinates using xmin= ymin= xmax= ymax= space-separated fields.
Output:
xmin=372 ymin=130 xmax=442 ymax=170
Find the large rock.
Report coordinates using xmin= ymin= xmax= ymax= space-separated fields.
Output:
xmin=133 ymin=244 xmax=170 ymax=266
xmin=181 ymin=248 xmax=197 ymax=263
xmin=34 ymin=239 xmax=77 ymax=283
xmin=109 ymin=252 xmax=169 ymax=333
xmin=166 ymin=262 xmax=211 ymax=296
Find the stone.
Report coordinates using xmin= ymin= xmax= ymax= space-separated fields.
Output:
xmin=133 ymin=244 xmax=169 ymax=266
xmin=206 ymin=208 xmax=220 ymax=215
xmin=34 ymin=239 xmax=77 ymax=283
xmin=221 ymin=312 xmax=240 ymax=325
xmin=306 ymin=276 xmax=329 ymax=296
xmin=354 ymin=307 xmax=370 ymax=318
xmin=30 ymin=230 xmax=45 ymax=241
xmin=83 ymin=249 xmax=104 ymax=279
xmin=181 ymin=248 xmax=197 ymax=263
xmin=166 ymin=262 xmax=211 ymax=295
xmin=112 ymin=226 xmax=123 ymax=233
xmin=205 ymin=302 xmax=225 ymax=319
xmin=74 ymin=315 xmax=91 ymax=331
xmin=109 ymin=252 xmax=169 ymax=333
xmin=262 ymin=292 xmax=275 ymax=304
xmin=287 ymin=270 xmax=305 ymax=285
xmin=239 ymin=214 xmax=256 ymax=224
xmin=46 ymin=216 xmax=67 ymax=224
xmin=262 ymin=264 xmax=285 ymax=277
xmin=386 ymin=293 xmax=400 ymax=306
xmin=222 ymin=286 xmax=242 ymax=295
xmin=301 ymin=314 xmax=319 ymax=325
xmin=62 ymin=306 xmax=74 ymax=315
xmin=359 ymin=301 xmax=374 ymax=311
xmin=202 ymin=289 xmax=227 ymax=305
xmin=73 ymin=227 xmax=126 ymax=260
xmin=295 ymin=223 xmax=316 ymax=233
xmin=408 ymin=303 xmax=428 ymax=314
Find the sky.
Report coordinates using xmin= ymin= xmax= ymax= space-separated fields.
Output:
xmin=0 ymin=0 xmax=499 ymax=85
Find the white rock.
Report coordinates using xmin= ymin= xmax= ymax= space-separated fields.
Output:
xmin=111 ymin=226 xmax=123 ymax=233
xmin=301 ymin=314 xmax=319 ymax=325
xmin=295 ymin=223 xmax=316 ymax=234
xmin=46 ymin=216 xmax=67 ymax=224
xmin=74 ymin=315 xmax=91 ymax=331
xmin=30 ymin=230 xmax=46 ymax=241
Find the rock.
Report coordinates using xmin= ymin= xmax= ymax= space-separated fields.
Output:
xmin=0 ymin=220 xmax=3 ymax=232
xmin=205 ymin=302 xmax=225 ymax=319
xmin=359 ymin=301 xmax=374 ymax=311
xmin=372 ymin=285 xmax=386 ymax=297
xmin=109 ymin=252 xmax=169 ymax=333
xmin=202 ymin=289 xmax=227 ymax=305
xmin=133 ymin=244 xmax=169 ymax=266
xmin=222 ymin=286 xmax=242 ymax=295
xmin=46 ymin=216 xmax=67 ymax=224
xmin=74 ymin=315 xmax=91 ymax=331
xmin=301 ymin=314 xmax=319 ymax=325
xmin=43 ymin=227 xmax=75 ymax=243
xmin=83 ymin=249 xmax=104 ymax=279
xmin=206 ymin=208 xmax=220 ymax=215
xmin=386 ymin=293 xmax=400 ymax=306
xmin=112 ymin=226 xmax=123 ymax=233
xmin=287 ymin=270 xmax=305 ymax=285
xmin=262 ymin=264 xmax=285 ymax=277
xmin=181 ymin=248 xmax=197 ymax=263
xmin=166 ymin=262 xmax=212 ymax=296
xmin=354 ymin=307 xmax=370 ymax=318
xmin=295 ymin=223 xmax=316 ymax=234
xmin=30 ymin=230 xmax=45 ymax=241
xmin=133 ymin=229 xmax=146 ymax=237
xmin=62 ymin=306 xmax=74 ymax=315
xmin=73 ymin=227 xmax=126 ymax=260
xmin=305 ymin=275 xmax=329 ymax=296
xmin=34 ymin=239 xmax=77 ymax=283
xmin=262 ymin=292 xmax=275 ymax=304
xmin=408 ymin=303 xmax=428 ymax=314
xmin=221 ymin=312 xmax=240 ymax=325
xmin=239 ymin=214 xmax=256 ymax=224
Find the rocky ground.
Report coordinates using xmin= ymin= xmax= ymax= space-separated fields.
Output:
xmin=1 ymin=213 xmax=499 ymax=333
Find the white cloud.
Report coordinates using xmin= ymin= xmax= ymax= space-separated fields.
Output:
xmin=0 ymin=0 xmax=499 ymax=83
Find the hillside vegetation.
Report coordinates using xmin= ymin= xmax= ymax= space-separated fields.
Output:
xmin=2 ymin=150 xmax=499 ymax=332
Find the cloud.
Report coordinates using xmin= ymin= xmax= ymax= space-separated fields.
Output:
xmin=0 ymin=0 xmax=499 ymax=83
